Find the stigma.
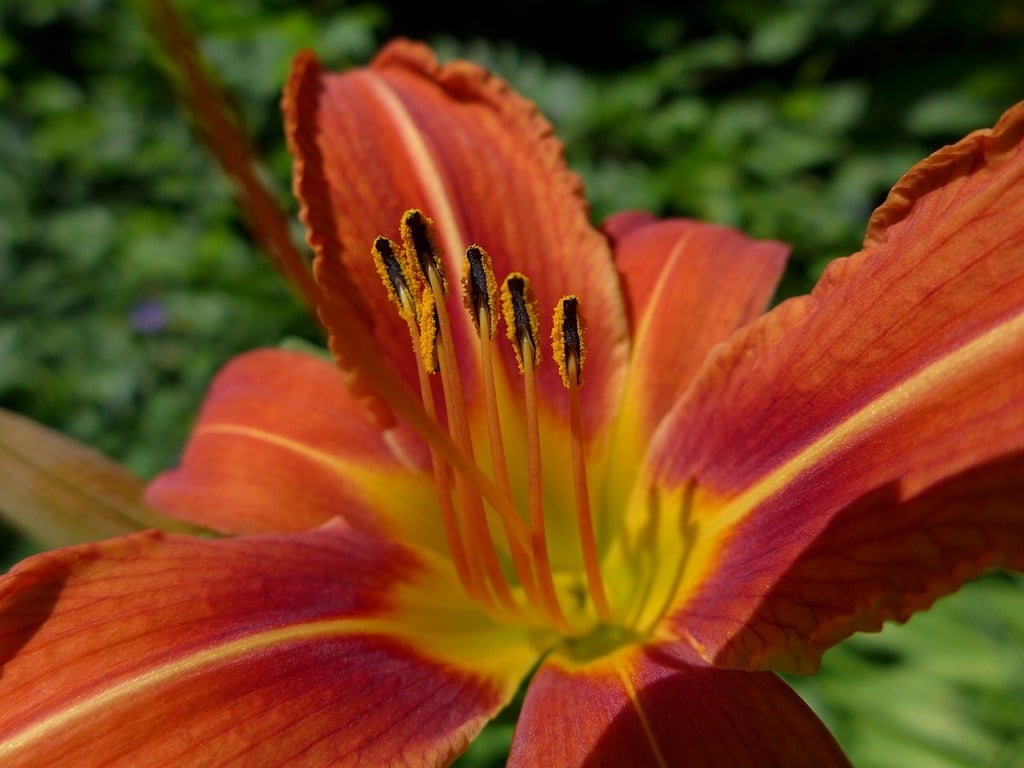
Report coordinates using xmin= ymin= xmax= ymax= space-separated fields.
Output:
xmin=371 ymin=209 xmax=610 ymax=635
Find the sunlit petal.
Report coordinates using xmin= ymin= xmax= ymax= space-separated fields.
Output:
xmin=0 ymin=521 xmax=535 ymax=766
xmin=284 ymin=41 xmax=628 ymax=434
xmin=645 ymin=100 xmax=1024 ymax=671
xmin=146 ymin=349 xmax=451 ymax=553
xmin=685 ymin=453 xmax=1024 ymax=674
xmin=602 ymin=212 xmax=787 ymax=513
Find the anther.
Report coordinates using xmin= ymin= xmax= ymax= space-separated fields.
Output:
xmin=463 ymin=245 xmax=499 ymax=337
xmin=401 ymin=209 xmax=446 ymax=294
xmin=501 ymin=273 xmax=541 ymax=372
xmin=372 ymin=236 xmax=416 ymax=320
xmin=552 ymin=295 xmax=585 ymax=388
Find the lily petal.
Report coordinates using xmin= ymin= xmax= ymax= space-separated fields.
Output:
xmin=602 ymin=212 xmax=787 ymax=511
xmin=0 ymin=521 xmax=535 ymax=766
xmin=508 ymin=642 xmax=849 ymax=767
xmin=647 ymin=100 xmax=1024 ymax=671
xmin=284 ymin=40 xmax=628 ymax=434
xmin=0 ymin=408 xmax=199 ymax=547
xmin=691 ymin=452 xmax=1024 ymax=674
xmin=146 ymin=348 xmax=449 ymax=554
xmin=607 ymin=213 xmax=786 ymax=431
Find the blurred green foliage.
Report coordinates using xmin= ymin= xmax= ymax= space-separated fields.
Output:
xmin=1 ymin=0 xmax=1022 ymax=766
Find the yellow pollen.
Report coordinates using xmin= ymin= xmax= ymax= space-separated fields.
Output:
xmin=552 ymin=294 xmax=586 ymax=388
xmin=462 ymin=245 xmax=499 ymax=338
xmin=371 ymin=236 xmax=415 ymax=321
xmin=401 ymin=209 xmax=446 ymax=294
xmin=501 ymin=273 xmax=541 ymax=373
xmin=418 ymin=292 xmax=440 ymax=374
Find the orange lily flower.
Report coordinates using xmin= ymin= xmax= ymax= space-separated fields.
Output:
xmin=2 ymin=39 xmax=1023 ymax=766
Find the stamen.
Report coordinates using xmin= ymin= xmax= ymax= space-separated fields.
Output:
xmin=404 ymin=212 xmax=520 ymax=617
xmin=502 ymin=274 xmax=571 ymax=633
xmin=553 ymin=296 xmax=611 ymax=623
xmin=462 ymin=247 xmax=508 ymax=496
xmin=371 ymin=236 xmax=416 ymax=322
xmin=373 ymin=238 xmax=476 ymax=599
xmin=552 ymin=295 xmax=585 ymax=388
xmin=462 ymin=247 xmax=542 ymax=612
xmin=388 ymin=213 xmax=530 ymax=562
xmin=335 ymin=271 xmax=531 ymax=561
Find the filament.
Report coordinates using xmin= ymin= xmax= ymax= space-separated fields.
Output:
xmin=567 ymin=354 xmax=611 ymax=622
xmin=554 ymin=295 xmax=611 ymax=623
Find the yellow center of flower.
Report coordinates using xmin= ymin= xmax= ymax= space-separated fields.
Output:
xmin=372 ymin=209 xmax=616 ymax=639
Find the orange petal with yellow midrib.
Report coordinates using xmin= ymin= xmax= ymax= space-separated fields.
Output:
xmin=146 ymin=349 xmax=448 ymax=553
xmin=0 ymin=522 xmax=535 ymax=767
xmin=601 ymin=212 xmax=787 ymax=517
xmin=644 ymin=99 xmax=1024 ymax=672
